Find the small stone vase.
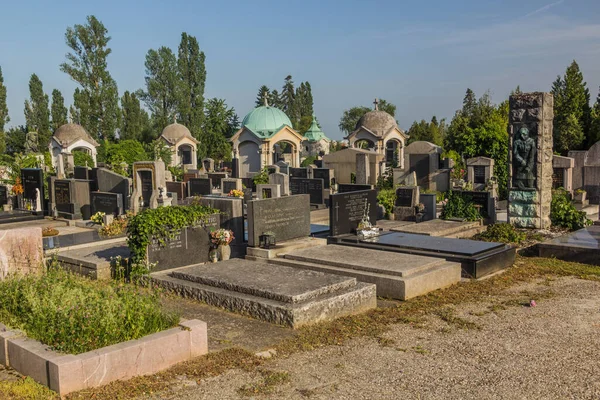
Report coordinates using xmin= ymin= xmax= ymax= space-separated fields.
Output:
xmin=218 ymin=244 xmax=231 ymax=261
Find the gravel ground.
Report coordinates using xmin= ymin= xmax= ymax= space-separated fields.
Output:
xmin=153 ymin=277 xmax=600 ymax=400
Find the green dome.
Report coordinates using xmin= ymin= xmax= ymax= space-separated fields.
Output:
xmin=303 ymin=115 xmax=330 ymax=143
xmin=242 ymin=105 xmax=292 ymax=139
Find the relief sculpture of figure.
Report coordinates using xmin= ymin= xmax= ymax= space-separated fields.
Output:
xmin=513 ymin=127 xmax=536 ymax=189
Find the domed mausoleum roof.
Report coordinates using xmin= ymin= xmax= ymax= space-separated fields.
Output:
xmin=354 ymin=99 xmax=398 ymax=137
xmin=242 ymin=99 xmax=293 ymax=139
xmin=160 ymin=119 xmax=197 ymax=144
xmin=303 ymin=115 xmax=330 ymax=143
xmin=53 ymin=123 xmax=99 ymax=147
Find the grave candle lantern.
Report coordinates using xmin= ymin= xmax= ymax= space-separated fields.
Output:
xmin=259 ymin=232 xmax=276 ymax=249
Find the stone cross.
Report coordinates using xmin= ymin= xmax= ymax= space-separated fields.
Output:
xmin=373 ymin=98 xmax=379 ymax=111
xmin=263 ymin=93 xmax=269 ymax=107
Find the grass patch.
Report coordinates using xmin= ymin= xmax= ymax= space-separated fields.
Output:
xmin=238 ymin=370 xmax=291 ymax=397
xmin=0 ymin=268 xmax=179 ymax=354
xmin=0 ymin=377 xmax=58 ymax=400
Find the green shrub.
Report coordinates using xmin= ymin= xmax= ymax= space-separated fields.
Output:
xmin=0 ymin=268 xmax=179 ymax=354
xmin=73 ymin=149 xmax=94 ymax=168
xmin=252 ymin=167 xmax=269 ymax=185
xmin=377 ymin=188 xmax=396 ymax=216
xmin=127 ymin=204 xmax=218 ymax=265
xmin=551 ymin=189 xmax=591 ymax=231
xmin=474 ymin=223 xmax=526 ymax=244
xmin=440 ymin=191 xmax=481 ymax=221
xmin=301 ymin=155 xmax=316 ymax=167
xmin=168 ymin=166 xmax=184 ymax=182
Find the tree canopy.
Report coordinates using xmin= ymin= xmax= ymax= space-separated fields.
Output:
xmin=338 ymin=99 xmax=397 ymax=136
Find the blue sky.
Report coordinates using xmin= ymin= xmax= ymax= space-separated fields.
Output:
xmin=1 ymin=0 xmax=599 ymax=140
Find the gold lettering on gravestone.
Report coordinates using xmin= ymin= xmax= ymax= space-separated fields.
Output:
xmin=344 ymin=193 xmax=368 ymax=224
xmin=257 ymin=205 xmax=305 ymax=230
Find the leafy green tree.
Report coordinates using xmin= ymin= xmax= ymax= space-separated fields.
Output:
xmin=269 ymin=89 xmax=282 ymax=109
xmin=281 ymin=75 xmax=296 ymax=119
xmin=50 ymin=89 xmax=68 ymax=131
xmin=5 ymin=126 xmax=27 ymax=154
xmin=255 ymin=85 xmax=270 ymax=107
xmin=551 ymin=60 xmax=591 ymax=153
xmin=73 ymin=149 xmax=94 ymax=167
xmin=101 ymin=139 xmax=148 ymax=175
xmin=138 ymin=46 xmax=179 ymax=133
xmin=589 ymin=87 xmax=600 ymax=146
xmin=201 ymin=98 xmax=234 ymax=161
xmin=338 ymin=99 xmax=397 ymax=136
xmin=23 ymin=74 xmax=51 ymax=150
xmin=177 ymin=32 xmax=206 ymax=140
xmin=0 ymin=66 xmax=8 ymax=154
xmin=226 ymin=112 xmax=240 ymax=138
xmin=120 ymin=91 xmax=149 ymax=141
xmin=60 ymin=15 xmax=120 ymax=141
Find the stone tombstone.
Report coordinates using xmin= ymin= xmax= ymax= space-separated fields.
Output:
xmin=183 ymin=171 xmax=198 ymax=183
xmin=193 ymin=197 xmax=243 ymax=248
xmin=355 ymin=153 xmax=370 ymax=185
xmin=49 ymin=178 xmax=91 ymax=219
xmin=289 ymin=167 xmax=309 ymax=179
xmin=276 ymin=161 xmax=289 ymax=175
xmin=329 ymin=190 xmax=378 ymax=237
xmin=552 ymin=155 xmax=574 ymax=192
xmin=419 ymin=193 xmax=437 ymax=222
xmin=147 ymin=213 xmax=220 ymax=271
xmin=241 ymin=177 xmax=256 ymax=192
xmin=582 ymin=141 xmax=600 ymax=204
xmin=202 ymin=158 xmax=215 ymax=172
xmin=0 ymin=227 xmax=43 ymax=280
xmin=166 ymin=181 xmax=186 ymax=200
xmin=91 ymin=192 xmax=124 ymax=217
xmin=131 ymin=161 xmax=166 ymax=214
xmin=221 ymin=178 xmax=242 ymax=194
xmin=269 ymin=172 xmax=290 ymax=196
xmin=466 ymin=157 xmax=495 ymax=191
xmin=95 ymin=168 xmax=131 ymax=211
xmin=247 ymin=194 xmax=311 ymax=247
xmin=312 ymin=168 xmax=334 ymax=189
xmin=395 ymin=186 xmax=419 ymax=208
xmin=73 ymin=166 xmax=90 ymax=180
xmin=290 ymin=178 xmax=324 ymax=205
xmin=257 ymin=184 xmax=281 ymax=199
xmin=338 ymin=183 xmax=373 ymax=193
xmin=508 ymin=92 xmax=553 ymax=229
xmin=208 ymin=172 xmax=228 ymax=189
xmin=187 ymin=178 xmax=212 ymax=197
xmin=0 ymin=185 xmax=7 ymax=206
xmin=458 ymin=190 xmax=494 ymax=219
xmin=243 ymin=187 xmax=253 ymax=203
xmin=21 ymin=168 xmax=44 ymax=206
xmin=231 ymin=157 xmax=240 ymax=179
xmin=266 ymin=165 xmax=280 ymax=175
xmin=54 ymin=180 xmax=73 ymax=214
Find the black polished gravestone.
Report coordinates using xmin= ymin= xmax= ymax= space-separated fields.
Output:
xmin=187 ymin=178 xmax=212 ymax=197
xmin=337 ymin=184 xmax=372 ymax=193
xmin=290 ymin=178 xmax=324 ymax=205
xmin=140 ymin=170 xmax=153 ymax=207
xmin=21 ymin=168 xmax=44 ymax=203
xmin=395 ymin=187 xmax=418 ymax=207
xmin=312 ymin=168 xmax=332 ymax=189
xmin=222 ymin=179 xmax=239 ymax=194
xmin=456 ymin=190 xmax=492 ymax=218
xmin=289 ymin=168 xmax=309 ymax=179
xmin=241 ymin=177 xmax=256 ymax=192
xmin=74 ymin=166 xmax=90 ymax=180
xmin=147 ymin=213 xmax=220 ymax=271
xmin=329 ymin=189 xmax=378 ymax=237
xmin=208 ymin=173 xmax=227 ymax=189
xmin=0 ymin=185 xmax=7 ymax=206
xmin=54 ymin=180 xmax=74 ymax=214
xmin=91 ymin=192 xmax=124 ymax=216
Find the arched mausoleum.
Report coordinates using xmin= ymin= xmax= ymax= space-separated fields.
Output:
xmin=158 ymin=120 xmax=199 ymax=170
xmin=301 ymin=115 xmax=331 ymax=159
xmin=346 ymin=99 xmax=408 ymax=169
xmin=230 ymin=98 xmax=303 ymax=177
xmin=49 ymin=123 xmax=99 ymax=178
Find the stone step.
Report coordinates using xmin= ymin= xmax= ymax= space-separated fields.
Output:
xmin=442 ymin=225 xmax=487 ymax=239
xmin=151 ymin=259 xmax=376 ymax=328
xmin=246 ymin=237 xmax=326 ymax=260
xmin=268 ymin=256 xmax=460 ymax=301
xmin=390 ymin=219 xmax=482 ymax=238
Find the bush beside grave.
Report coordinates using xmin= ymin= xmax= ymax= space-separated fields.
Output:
xmin=550 ymin=189 xmax=592 ymax=231
xmin=377 ymin=189 xmax=396 ymax=216
xmin=440 ymin=190 xmax=481 ymax=221
xmin=473 ymin=223 xmax=526 ymax=245
xmin=0 ymin=268 xmax=179 ymax=354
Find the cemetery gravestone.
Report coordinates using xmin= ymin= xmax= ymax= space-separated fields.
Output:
xmin=74 ymin=166 xmax=90 ymax=180
xmin=243 ymin=187 xmax=253 ymax=203
xmin=419 ymin=193 xmax=437 ymax=222
xmin=290 ymin=178 xmax=324 ymax=205
xmin=91 ymin=192 xmax=124 ymax=217
xmin=247 ymin=195 xmax=311 ymax=247
xmin=312 ymin=168 xmax=334 ymax=189
xmin=95 ymin=168 xmax=130 ymax=210
xmin=290 ymin=168 xmax=309 ymax=179
xmin=183 ymin=172 xmax=198 ymax=183
xmin=221 ymin=178 xmax=242 ymax=194
xmin=355 ymin=153 xmax=370 ymax=185
xmin=269 ymin=172 xmax=290 ymax=196
xmin=241 ymin=177 xmax=256 ymax=192
xmin=338 ymin=184 xmax=372 ymax=193
xmin=276 ymin=161 xmax=289 ymax=175
xmin=329 ymin=190 xmax=378 ymax=237
xmin=0 ymin=185 xmax=7 ymax=206
xmin=166 ymin=181 xmax=186 ymax=200
xmin=208 ymin=172 xmax=228 ymax=189
xmin=394 ymin=186 xmax=419 ymax=221
xmin=193 ymin=197 xmax=244 ymax=249
xmin=21 ymin=168 xmax=44 ymax=210
xmin=202 ymin=158 xmax=215 ymax=172
xmin=0 ymin=227 xmax=43 ymax=280
xmin=257 ymin=184 xmax=281 ymax=199
xmin=131 ymin=161 xmax=167 ymax=214
xmin=187 ymin=178 xmax=212 ymax=197
xmin=54 ymin=180 xmax=73 ymax=214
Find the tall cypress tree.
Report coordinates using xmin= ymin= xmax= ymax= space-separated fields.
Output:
xmin=177 ymin=32 xmax=206 ymax=140
xmin=120 ymin=91 xmax=149 ymax=141
xmin=281 ymin=75 xmax=296 ymax=119
xmin=0 ymin=66 xmax=8 ymax=154
xmin=50 ymin=89 xmax=68 ymax=131
xmin=60 ymin=15 xmax=120 ymax=141
xmin=201 ymin=98 xmax=235 ymax=160
xmin=24 ymin=74 xmax=51 ymax=150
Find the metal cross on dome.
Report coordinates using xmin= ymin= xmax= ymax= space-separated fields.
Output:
xmin=373 ymin=98 xmax=379 ymax=110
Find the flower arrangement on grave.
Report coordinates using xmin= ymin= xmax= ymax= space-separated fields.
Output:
xmin=210 ymin=229 xmax=234 ymax=246
xmin=91 ymin=211 xmax=106 ymax=225
xmin=450 ymin=168 xmax=465 ymax=181
xmin=228 ymin=189 xmax=244 ymax=198
xmin=11 ymin=177 xmax=23 ymax=196
xmin=42 ymin=227 xmax=59 ymax=237
xmin=356 ymin=200 xmax=378 ymax=238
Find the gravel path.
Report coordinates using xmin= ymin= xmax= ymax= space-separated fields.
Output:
xmin=155 ymin=277 xmax=600 ymax=400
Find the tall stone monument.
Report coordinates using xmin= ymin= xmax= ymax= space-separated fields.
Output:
xmin=507 ymin=92 xmax=553 ymax=229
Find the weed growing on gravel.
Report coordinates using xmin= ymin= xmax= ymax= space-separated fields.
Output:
xmin=0 ymin=377 xmax=58 ymax=400
xmin=238 ymin=370 xmax=291 ymax=397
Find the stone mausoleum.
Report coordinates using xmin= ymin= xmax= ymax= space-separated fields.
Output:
xmin=230 ymin=98 xmax=304 ymax=177
xmin=346 ymin=99 xmax=408 ymax=169
xmin=158 ymin=119 xmax=199 ymax=171
xmin=49 ymin=123 xmax=99 ymax=178
xmin=301 ymin=115 xmax=331 ymax=159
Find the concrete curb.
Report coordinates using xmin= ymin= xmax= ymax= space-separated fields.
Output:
xmin=0 ymin=319 xmax=208 ymax=396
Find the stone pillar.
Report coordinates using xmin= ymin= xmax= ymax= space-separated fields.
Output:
xmin=356 ymin=153 xmax=370 ymax=185
xmin=508 ymin=92 xmax=553 ymax=229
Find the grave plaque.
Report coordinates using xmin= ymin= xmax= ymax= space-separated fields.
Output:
xmin=247 ymin=195 xmax=311 ymax=247
xmin=552 ymin=168 xmax=564 ymax=189
xmin=262 ymin=188 xmax=273 ymax=198
xmin=166 ymin=181 xmax=186 ymax=200
xmin=330 ymin=190 xmax=378 ymax=237
xmin=290 ymin=168 xmax=309 ymax=179
xmin=54 ymin=180 xmax=73 ymax=214
xmin=21 ymin=168 xmax=44 ymax=201
xmin=290 ymin=178 xmax=324 ymax=204
xmin=338 ymin=184 xmax=372 ymax=193
xmin=139 ymin=171 xmax=153 ymax=207
xmin=312 ymin=169 xmax=332 ymax=189
xmin=222 ymin=178 xmax=241 ymax=194
xmin=188 ymin=178 xmax=212 ymax=197
xmin=91 ymin=192 xmax=123 ymax=216
xmin=147 ymin=214 xmax=220 ymax=271
xmin=473 ymin=166 xmax=486 ymax=184
xmin=395 ymin=187 xmax=418 ymax=208
xmin=0 ymin=185 xmax=7 ymax=206
xmin=74 ymin=166 xmax=89 ymax=180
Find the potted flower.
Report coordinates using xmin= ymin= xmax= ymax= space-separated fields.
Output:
xmin=228 ymin=189 xmax=244 ymax=198
xmin=210 ymin=229 xmax=235 ymax=261
xmin=574 ymin=189 xmax=586 ymax=204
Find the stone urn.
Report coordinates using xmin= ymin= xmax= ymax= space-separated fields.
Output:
xmin=218 ymin=244 xmax=231 ymax=261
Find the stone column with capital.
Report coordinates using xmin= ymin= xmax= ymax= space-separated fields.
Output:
xmin=507 ymin=92 xmax=553 ymax=229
